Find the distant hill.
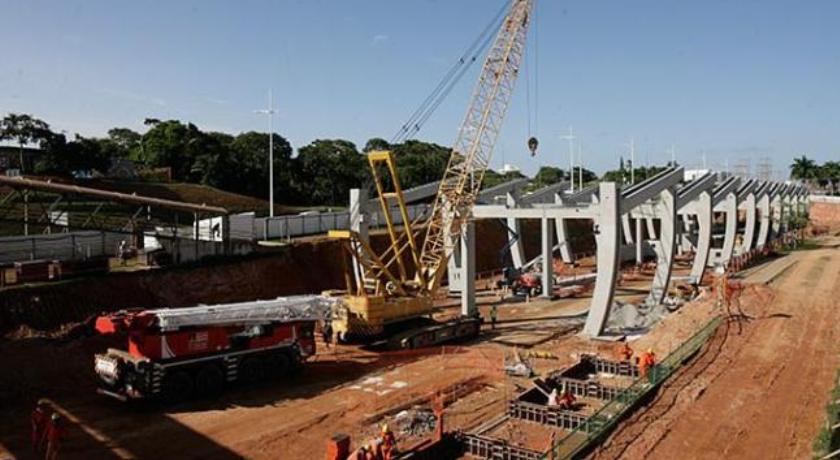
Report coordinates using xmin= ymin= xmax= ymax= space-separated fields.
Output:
xmin=85 ymin=179 xmax=313 ymax=216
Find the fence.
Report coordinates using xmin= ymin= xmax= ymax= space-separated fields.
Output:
xmin=253 ymin=203 xmax=432 ymax=240
xmin=543 ymin=316 xmax=723 ymax=459
xmin=0 ymin=231 xmax=125 ymax=264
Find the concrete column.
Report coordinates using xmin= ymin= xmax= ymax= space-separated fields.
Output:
xmin=739 ymin=193 xmax=756 ymax=254
xmin=716 ymin=192 xmax=738 ymax=267
xmin=756 ymin=194 xmax=771 ymax=249
xmin=553 ymin=192 xmax=573 ymax=263
xmin=540 ymin=216 xmax=554 ymax=298
xmin=688 ymin=191 xmax=712 ymax=284
xmin=349 ymin=188 xmax=369 ymax=287
xmin=645 ymin=217 xmax=657 ymax=241
xmin=770 ymin=195 xmax=783 ymax=240
xmin=621 ymin=214 xmax=634 ymax=245
xmin=583 ymin=183 xmax=620 ymax=337
xmin=635 ymin=218 xmax=643 ymax=265
xmin=460 ymin=220 xmax=476 ymax=317
xmin=506 ymin=191 xmax=525 ymax=268
xmin=647 ymin=189 xmax=676 ymax=305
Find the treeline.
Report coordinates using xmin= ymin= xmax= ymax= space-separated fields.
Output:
xmin=0 ymin=113 xmax=462 ymax=206
xmin=790 ymin=156 xmax=840 ymax=194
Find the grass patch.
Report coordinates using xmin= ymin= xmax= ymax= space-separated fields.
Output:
xmin=813 ymin=368 xmax=840 ymax=458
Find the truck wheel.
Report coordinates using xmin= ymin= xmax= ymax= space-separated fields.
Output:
xmin=287 ymin=348 xmax=303 ymax=375
xmin=195 ymin=365 xmax=224 ymax=397
xmin=239 ymin=357 xmax=265 ymax=384
xmin=162 ymin=371 xmax=193 ymax=403
xmin=266 ymin=352 xmax=290 ymax=377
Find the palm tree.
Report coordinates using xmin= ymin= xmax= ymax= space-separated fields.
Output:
xmin=790 ymin=155 xmax=818 ymax=183
xmin=0 ymin=113 xmax=50 ymax=174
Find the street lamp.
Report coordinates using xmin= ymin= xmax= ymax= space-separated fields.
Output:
xmin=255 ymin=90 xmax=277 ymax=217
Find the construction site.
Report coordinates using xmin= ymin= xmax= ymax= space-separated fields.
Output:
xmin=3 ymin=1 xmax=840 ymax=459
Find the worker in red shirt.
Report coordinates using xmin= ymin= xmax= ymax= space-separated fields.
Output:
xmin=30 ymin=400 xmax=49 ymax=451
xmin=618 ymin=342 xmax=634 ymax=362
xmin=45 ymin=413 xmax=65 ymax=460
xmin=639 ymin=349 xmax=656 ymax=382
xmin=558 ymin=385 xmax=576 ymax=410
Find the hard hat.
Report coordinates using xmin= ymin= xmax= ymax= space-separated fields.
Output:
xmin=51 ymin=413 xmax=61 ymax=421
xmin=647 ymin=348 xmax=653 ymax=354
xmin=381 ymin=423 xmax=389 ymax=433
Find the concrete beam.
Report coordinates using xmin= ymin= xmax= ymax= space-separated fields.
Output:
xmin=460 ymin=220 xmax=476 ymax=316
xmin=553 ymin=192 xmax=573 ymax=263
xmin=582 ymin=182 xmax=621 ymax=337
xmin=540 ymin=217 xmax=554 ymax=298
xmin=620 ymin=167 xmax=685 ymax=213
xmin=646 ymin=188 xmax=677 ymax=305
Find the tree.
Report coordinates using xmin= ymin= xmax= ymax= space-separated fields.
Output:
xmin=228 ymin=131 xmax=294 ymax=201
xmin=296 ymin=139 xmax=366 ymax=205
xmin=790 ymin=155 xmax=818 ymax=183
xmin=107 ymin=127 xmax=142 ymax=159
xmin=363 ymin=137 xmax=390 ymax=153
xmin=0 ymin=113 xmax=51 ymax=173
xmin=533 ymin=166 xmax=568 ymax=189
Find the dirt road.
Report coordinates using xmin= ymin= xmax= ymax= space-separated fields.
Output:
xmin=590 ymin=240 xmax=840 ymax=460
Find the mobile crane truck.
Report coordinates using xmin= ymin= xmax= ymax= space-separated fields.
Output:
xmin=93 ymin=295 xmax=333 ymax=402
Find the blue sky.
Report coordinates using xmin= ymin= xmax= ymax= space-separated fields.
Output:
xmin=1 ymin=0 xmax=838 ymax=177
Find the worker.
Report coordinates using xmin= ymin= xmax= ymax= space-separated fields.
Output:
xmin=489 ymin=304 xmax=498 ymax=330
xmin=30 ymin=400 xmax=49 ymax=452
xmin=381 ymin=423 xmax=397 ymax=460
xmin=558 ymin=384 xmax=576 ymax=410
xmin=618 ymin=342 xmax=634 ymax=362
xmin=44 ymin=412 xmax=65 ymax=460
xmin=639 ymin=349 xmax=656 ymax=382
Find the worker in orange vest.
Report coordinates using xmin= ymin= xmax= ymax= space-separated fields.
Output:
xmin=381 ymin=424 xmax=397 ymax=460
xmin=618 ymin=342 xmax=634 ymax=362
xmin=639 ymin=349 xmax=656 ymax=382
xmin=30 ymin=400 xmax=49 ymax=452
xmin=45 ymin=412 xmax=65 ymax=460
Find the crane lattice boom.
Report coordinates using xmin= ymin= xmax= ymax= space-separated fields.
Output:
xmin=418 ymin=0 xmax=533 ymax=292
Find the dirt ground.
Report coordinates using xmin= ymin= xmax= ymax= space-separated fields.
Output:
xmin=3 ymin=238 xmax=838 ymax=460
xmin=589 ymin=237 xmax=840 ymax=460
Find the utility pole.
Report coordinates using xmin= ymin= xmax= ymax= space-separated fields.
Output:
xmin=255 ymin=90 xmax=277 ymax=217
xmin=561 ymin=126 xmax=576 ymax=192
xmin=577 ymin=141 xmax=583 ymax=189
xmin=669 ymin=144 xmax=676 ymax=166
xmin=630 ymin=138 xmax=636 ymax=185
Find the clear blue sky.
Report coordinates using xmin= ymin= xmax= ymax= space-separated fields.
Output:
xmin=1 ymin=0 xmax=838 ymax=177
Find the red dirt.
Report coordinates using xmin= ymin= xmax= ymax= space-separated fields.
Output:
xmin=588 ymin=239 xmax=840 ymax=460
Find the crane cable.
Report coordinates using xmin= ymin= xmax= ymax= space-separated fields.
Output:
xmin=390 ymin=0 xmax=511 ymax=145
xmin=526 ymin=0 xmax=540 ymax=156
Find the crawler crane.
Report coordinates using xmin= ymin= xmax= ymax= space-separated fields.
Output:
xmin=326 ymin=0 xmax=533 ymax=348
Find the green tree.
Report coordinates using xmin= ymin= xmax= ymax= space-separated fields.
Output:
xmin=790 ymin=155 xmax=818 ymax=183
xmin=228 ymin=131 xmax=295 ymax=201
xmin=296 ymin=139 xmax=366 ymax=205
xmin=0 ymin=113 xmax=51 ymax=173
xmin=363 ymin=137 xmax=390 ymax=153
xmin=533 ymin=166 xmax=568 ymax=189
xmin=106 ymin=127 xmax=142 ymax=159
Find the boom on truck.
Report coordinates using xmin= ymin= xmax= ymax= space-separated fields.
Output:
xmin=325 ymin=0 xmax=533 ymax=348
xmin=93 ymin=296 xmax=332 ymax=402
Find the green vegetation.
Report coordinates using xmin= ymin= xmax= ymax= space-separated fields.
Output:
xmin=813 ymin=368 xmax=840 ymax=459
xmin=791 ymin=156 xmax=840 ymax=195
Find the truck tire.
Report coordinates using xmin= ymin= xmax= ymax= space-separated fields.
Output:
xmin=195 ymin=365 xmax=224 ymax=397
xmin=239 ymin=357 xmax=265 ymax=384
xmin=161 ymin=371 xmax=193 ymax=403
xmin=266 ymin=352 xmax=290 ymax=377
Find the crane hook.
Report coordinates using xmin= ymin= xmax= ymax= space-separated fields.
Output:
xmin=527 ymin=137 xmax=539 ymax=156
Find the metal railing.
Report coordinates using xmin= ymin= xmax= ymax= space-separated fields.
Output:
xmin=543 ymin=316 xmax=723 ymax=459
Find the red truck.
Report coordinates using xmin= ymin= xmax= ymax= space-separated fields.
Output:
xmin=93 ymin=296 xmax=332 ymax=402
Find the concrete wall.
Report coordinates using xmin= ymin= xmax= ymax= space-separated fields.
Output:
xmin=0 ymin=231 xmax=125 ymax=264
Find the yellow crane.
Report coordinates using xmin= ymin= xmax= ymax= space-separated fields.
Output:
xmin=326 ymin=0 xmax=533 ymax=347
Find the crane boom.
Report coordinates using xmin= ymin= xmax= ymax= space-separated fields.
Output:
xmin=418 ymin=0 xmax=533 ymax=293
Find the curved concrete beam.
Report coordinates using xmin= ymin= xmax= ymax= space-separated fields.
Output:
xmin=756 ymin=193 xmax=771 ymax=249
xmin=716 ymin=192 xmax=738 ymax=267
xmin=689 ymin=191 xmax=712 ymax=284
xmin=583 ymin=183 xmax=621 ymax=337
xmin=505 ymin=190 xmax=526 ymax=268
xmin=647 ymin=188 xmax=677 ymax=305
xmin=739 ymin=192 xmax=756 ymax=254
xmin=554 ymin=192 xmax=573 ymax=263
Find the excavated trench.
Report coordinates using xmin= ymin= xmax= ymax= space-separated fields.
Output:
xmin=0 ymin=219 xmax=596 ymax=333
